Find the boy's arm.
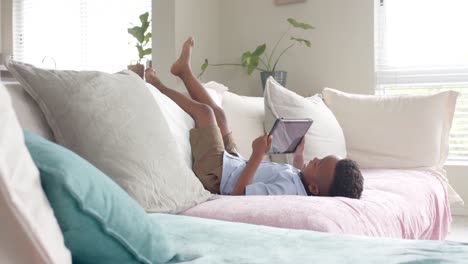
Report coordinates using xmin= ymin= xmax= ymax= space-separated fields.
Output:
xmin=231 ymin=135 xmax=272 ymax=195
xmin=230 ymin=153 xmax=263 ymax=195
xmin=292 ymin=137 xmax=305 ymax=170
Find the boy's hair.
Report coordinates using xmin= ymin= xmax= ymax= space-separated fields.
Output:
xmin=328 ymin=159 xmax=363 ymax=199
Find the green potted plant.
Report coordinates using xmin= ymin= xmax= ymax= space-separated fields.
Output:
xmin=127 ymin=12 xmax=152 ymax=78
xmin=198 ymin=18 xmax=313 ymax=89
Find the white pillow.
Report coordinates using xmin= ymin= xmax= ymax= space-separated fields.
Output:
xmin=147 ymin=84 xmax=195 ymax=169
xmin=203 ymin=81 xmax=229 ymax=100
xmin=222 ymin=91 xmax=267 ymax=159
xmin=5 ymin=83 xmax=55 ymax=141
xmin=204 ymin=81 xmax=266 ymax=159
xmin=6 ymin=60 xmax=213 ymax=213
xmin=264 ymin=77 xmax=347 ymax=164
xmin=148 ymin=80 xmax=266 ymax=161
xmin=146 ymin=82 xmax=224 ymax=169
xmin=322 ymin=88 xmax=458 ymax=169
xmin=0 ymin=84 xmax=71 ymax=264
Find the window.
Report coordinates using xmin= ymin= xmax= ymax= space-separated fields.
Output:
xmin=12 ymin=0 xmax=151 ymax=72
xmin=376 ymin=0 xmax=468 ymax=162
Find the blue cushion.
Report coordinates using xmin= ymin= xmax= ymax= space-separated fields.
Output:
xmin=24 ymin=131 xmax=176 ymax=264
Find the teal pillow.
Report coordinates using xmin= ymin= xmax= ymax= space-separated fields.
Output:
xmin=24 ymin=131 xmax=176 ymax=264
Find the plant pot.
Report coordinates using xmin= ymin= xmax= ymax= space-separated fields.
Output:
xmin=127 ymin=64 xmax=145 ymax=79
xmin=260 ymin=71 xmax=287 ymax=90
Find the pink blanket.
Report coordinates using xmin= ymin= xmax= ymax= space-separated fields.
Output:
xmin=180 ymin=169 xmax=451 ymax=240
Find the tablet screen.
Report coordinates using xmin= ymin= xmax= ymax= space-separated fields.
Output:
xmin=268 ymin=119 xmax=313 ymax=154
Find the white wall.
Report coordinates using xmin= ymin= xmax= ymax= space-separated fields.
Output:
xmin=153 ymin=0 xmax=220 ymax=90
xmin=154 ymin=0 xmax=374 ymax=96
xmin=209 ymin=0 xmax=375 ymax=96
xmin=152 ymin=0 xmax=176 ymax=88
xmin=174 ymin=0 xmax=221 ymax=89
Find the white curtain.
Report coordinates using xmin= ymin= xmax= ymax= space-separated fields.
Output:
xmin=13 ymin=0 xmax=151 ymax=72
xmin=376 ymin=0 xmax=468 ymax=162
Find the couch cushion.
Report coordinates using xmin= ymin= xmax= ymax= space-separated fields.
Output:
xmin=147 ymin=83 xmax=195 ymax=169
xmin=222 ymin=92 xmax=266 ymax=159
xmin=0 ymin=84 xmax=71 ymax=264
xmin=150 ymin=79 xmax=266 ymax=161
xmin=322 ymin=88 xmax=458 ymax=169
xmin=4 ymin=82 xmax=54 ymax=141
xmin=181 ymin=169 xmax=451 ymax=240
xmin=6 ymin=60 xmax=213 ymax=213
xmin=24 ymin=131 xmax=176 ymax=264
xmin=264 ymin=77 xmax=347 ymax=163
xmin=204 ymin=81 xmax=267 ymax=159
xmin=3 ymin=79 xmax=225 ymax=176
xmin=147 ymin=82 xmax=224 ymax=169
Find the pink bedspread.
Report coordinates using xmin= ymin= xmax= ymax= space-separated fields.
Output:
xmin=180 ymin=169 xmax=452 ymax=240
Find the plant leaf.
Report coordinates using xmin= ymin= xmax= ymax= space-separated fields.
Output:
xmin=247 ymin=56 xmax=259 ymax=75
xmin=241 ymin=45 xmax=264 ymax=74
xmin=128 ymin=26 xmax=144 ymax=43
xmin=198 ymin=59 xmax=209 ymax=78
xmin=143 ymin=33 xmax=152 ymax=45
xmin=137 ymin=45 xmax=144 ymax=60
xmin=139 ymin=12 xmax=149 ymax=24
xmin=247 ymin=64 xmax=256 ymax=75
xmin=142 ymin=48 xmax=152 ymax=56
xmin=287 ymin=18 xmax=314 ymax=30
xmin=201 ymin=59 xmax=208 ymax=71
xmin=241 ymin=51 xmax=252 ymax=67
xmin=287 ymin=18 xmax=299 ymax=27
xmin=141 ymin=21 xmax=150 ymax=36
xmin=139 ymin=12 xmax=150 ymax=35
xmin=252 ymin=44 xmax=266 ymax=57
xmin=291 ymin=37 xmax=311 ymax=47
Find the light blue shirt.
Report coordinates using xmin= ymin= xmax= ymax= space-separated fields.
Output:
xmin=220 ymin=152 xmax=308 ymax=196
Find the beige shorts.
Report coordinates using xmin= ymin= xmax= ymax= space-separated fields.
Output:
xmin=190 ymin=125 xmax=238 ymax=194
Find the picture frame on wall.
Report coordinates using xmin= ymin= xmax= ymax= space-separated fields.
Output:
xmin=275 ymin=0 xmax=306 ymax=5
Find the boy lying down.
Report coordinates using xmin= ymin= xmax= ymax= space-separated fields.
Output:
xmin=145 ymin=37 xmax=363 ymax=199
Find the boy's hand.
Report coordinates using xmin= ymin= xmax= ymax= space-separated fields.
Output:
xmin=252 ymin=135 xmax=273 ymax=157
xmin=293 ymin=137 xmax=305 ymax=158
xmin=293 ymin=137 xmax=305 ymax=170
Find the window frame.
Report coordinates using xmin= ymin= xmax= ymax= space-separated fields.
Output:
xmin=375 ymin=0 xmax=468 ymax=214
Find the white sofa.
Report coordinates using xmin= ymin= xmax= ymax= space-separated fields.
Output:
xmin=1 ymin=74 xmax=460 ymax=240
xmin=2 ymin=55 xmax=468 ymax=264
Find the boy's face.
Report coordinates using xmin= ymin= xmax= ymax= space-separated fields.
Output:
xmin=301 ymin=155 xmax=340 ymax=196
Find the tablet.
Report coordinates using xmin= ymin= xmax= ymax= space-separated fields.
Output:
xmin=268 ymin=118 xmax=313 ymax=154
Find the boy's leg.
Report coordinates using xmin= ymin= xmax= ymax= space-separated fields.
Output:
xmin=145 ymin=69 xmax=216 ymax=129
xmin=145 ymin=69 xmax=224 ymax=194
xmin=170 ymin=37 xmax=231 ymax=138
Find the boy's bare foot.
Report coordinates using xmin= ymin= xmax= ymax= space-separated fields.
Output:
xmin=170 ymin=37 xmax=194 ymax=77
xmin=145 ymin=68 xmax=163 ymax=89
